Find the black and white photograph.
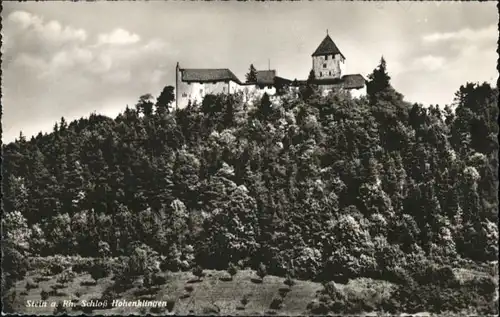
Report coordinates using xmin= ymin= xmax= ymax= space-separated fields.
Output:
xmin=1 ymin=1 xmax=498 ymax=315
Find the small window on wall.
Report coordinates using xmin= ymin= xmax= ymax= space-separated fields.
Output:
xmin=320 ymin=72 xmax=322 ymax=77
xmin=329 ymin=71 xmax=331 ymax=76
xmin=200 ymin=89 xmax=203 ymax=94
xmin=325 ymin=55 xmax=329 ymax=60
xmin=323 ymin=63 xmax=327 ymax=68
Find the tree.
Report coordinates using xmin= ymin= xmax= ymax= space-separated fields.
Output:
xmin=98 ymin=241 xmax=111 ymax=258
xmin=259 ymin=93 xmax=272 ymax=120
xmin=301 ymin=70 xmax=318 ymax=100
xmin=136 ymin=94 xmax=155 ymax=117
xmin=192 ymin=265 xmax=204 ymax=281
xmin=156 ymin=86 xmax=175 ymax=115
xmin=246 ymin=64 xmax=257 ymax=83
xmin=257 ymin=263 xmax=267 ymax=282
xmin=128 ymin=243 xmax=160 ymax=277
xmin=307 ymin=69 xmax=316 ymax=83
xmin=227 ymin=263 xmax=238 ymax=280
xmin=1 ymin=211 xmax=31 ymax=253
xmin=366 ymin=56 xmax=391 ymax=97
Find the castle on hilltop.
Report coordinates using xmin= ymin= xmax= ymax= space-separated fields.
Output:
xmin=175 ymin=33 xmax=366 ymax=109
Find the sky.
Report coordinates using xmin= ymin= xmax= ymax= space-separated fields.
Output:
xmin=1 ymin=1 xmax=498 ymax=143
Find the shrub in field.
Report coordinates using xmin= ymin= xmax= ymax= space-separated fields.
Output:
xmin=41 ymin=289 xmax=49 ymax=300
xmin=166 ymin=298 xmax=176 ymax=312
xmin=269 ymin=297 xmax=283 ymax=310
xmin=469 ymin=275 xmax=497 ymax=301
xmin=202 ymin=303 xmax=220 ymax=314
xmin=160 ymin=245 xmax=183 ymax=272
xmin=192 ymin=265 xmax=204 ymax=281
xmin=49 ymin=263 xmax=65 ymax=275
xmin=284 ymin=274 xmax=295 ymax=287
xmin=56 ymin=274 xmax=70 ymax=284
xmin=151 ymin=273 xmax=167 ymax=286
xmin=384 ymin=265 xmax=414 ymax=285
xmin=98 ymin=241 xmax=111 ymax=258
xmin=2 ymin=291 xmax=19 ymax=314
xmin=227 ymin=262 xmax=238 ymax=281
xmin=241 ymin=294 xmax=250 ymax=307
xmin=25 ymin=278 xmax=39 ymax=290
xmin=134 ymin=287 xmax=158 ymax=297
xmin=278 ymin=287 xmax=291 ymax=298
xmin=54 ymin=301 xmax=68 ymax=315
xmin=128 ymin=244 xmax=160 ymax=277
xmin=100 ymin=287 xmax=116 ymax=309
xmin=2 ymin=246 xmax=28 ymax=283
xmin=89 ymin=260 xmax=111 ymax=281
xmin=256 ymin=263 xmax=267 ymax=282
xmin=307 ymin=299 xmax=330 ymax=315
xmin=384 ymin=275 xmax=498 ymax=315
xmin=318 ymin=281 xmax=351 ymax=314
xmin=111 ymin=273 xmax=135 ymax=294
xmin=413 ymin=264 xmax=458 ymax=287
xmin=72 ymin=259 xmax=94 ymax=274
xmin=110 ymin=256 xmax=129 ymax=277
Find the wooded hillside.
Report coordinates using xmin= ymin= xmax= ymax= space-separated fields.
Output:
xmin=2 ymin=60 xmax=498 ymax=297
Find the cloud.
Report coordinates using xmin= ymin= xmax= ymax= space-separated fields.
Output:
xmin=6 ymin=10 xmax=87 ymax=45
xmin=396 ymin=24 xmax=496 ymax=106
xmin=411 ymin=55 xmax=446 ymax=72
xmin=2 ymin=10 xmax=175 ymax=143
xmin=422 ymin=24 xmax=496 ymax=44
xmin=97 ymin=28 xmax=140 ymax=45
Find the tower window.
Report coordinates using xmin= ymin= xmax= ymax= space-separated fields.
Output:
xmin=320 ymin=72 xmax=322 ymax=77
xmin=323 ymin=63 xmax=327 ymax=68
xmin=329 ymin=71 xmax=331 ymax=76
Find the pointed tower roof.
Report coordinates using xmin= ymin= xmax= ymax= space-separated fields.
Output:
xmin=312 ymin=34 xmax=345 ymax=59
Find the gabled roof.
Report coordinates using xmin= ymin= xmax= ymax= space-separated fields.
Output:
xmin=275 ymin=76 xmax=292 ymax=85
xmin=255 ymin=70 xmax=276 ymax=85
xmin=181 ymin=68 xmax=242 ymax=84
xmin=341 ymin=74 xmax=365 ymax=89
xmin=312 ymin=35 xmax=345 ymax=59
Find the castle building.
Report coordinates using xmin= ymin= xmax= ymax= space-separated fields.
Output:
xmin=312 ymin=33 xmax=346 ymax=80
xmin=308 ymin=34 xmax=366 ymax=98
xmin=175 ymin=33 xmax=366 ymax=109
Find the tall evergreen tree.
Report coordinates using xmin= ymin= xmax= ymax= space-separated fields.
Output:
xmin=245 ymin=64 xmax=257 ymax=83
xmin=155 ymin=86 xmax=175 ymax=115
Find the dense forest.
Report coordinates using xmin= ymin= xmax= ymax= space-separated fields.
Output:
xmin=2 ymin=59 xmax=498 ymax=313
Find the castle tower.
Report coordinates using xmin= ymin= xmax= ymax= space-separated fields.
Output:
xmin=311 ymin=33 xmax=346 ymax=80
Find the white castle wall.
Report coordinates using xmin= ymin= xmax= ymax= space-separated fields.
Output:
xmin=312 ymin=53 xmax=345 ymax=79
xmin=349 ymin=85 xmax=367 ymax=99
